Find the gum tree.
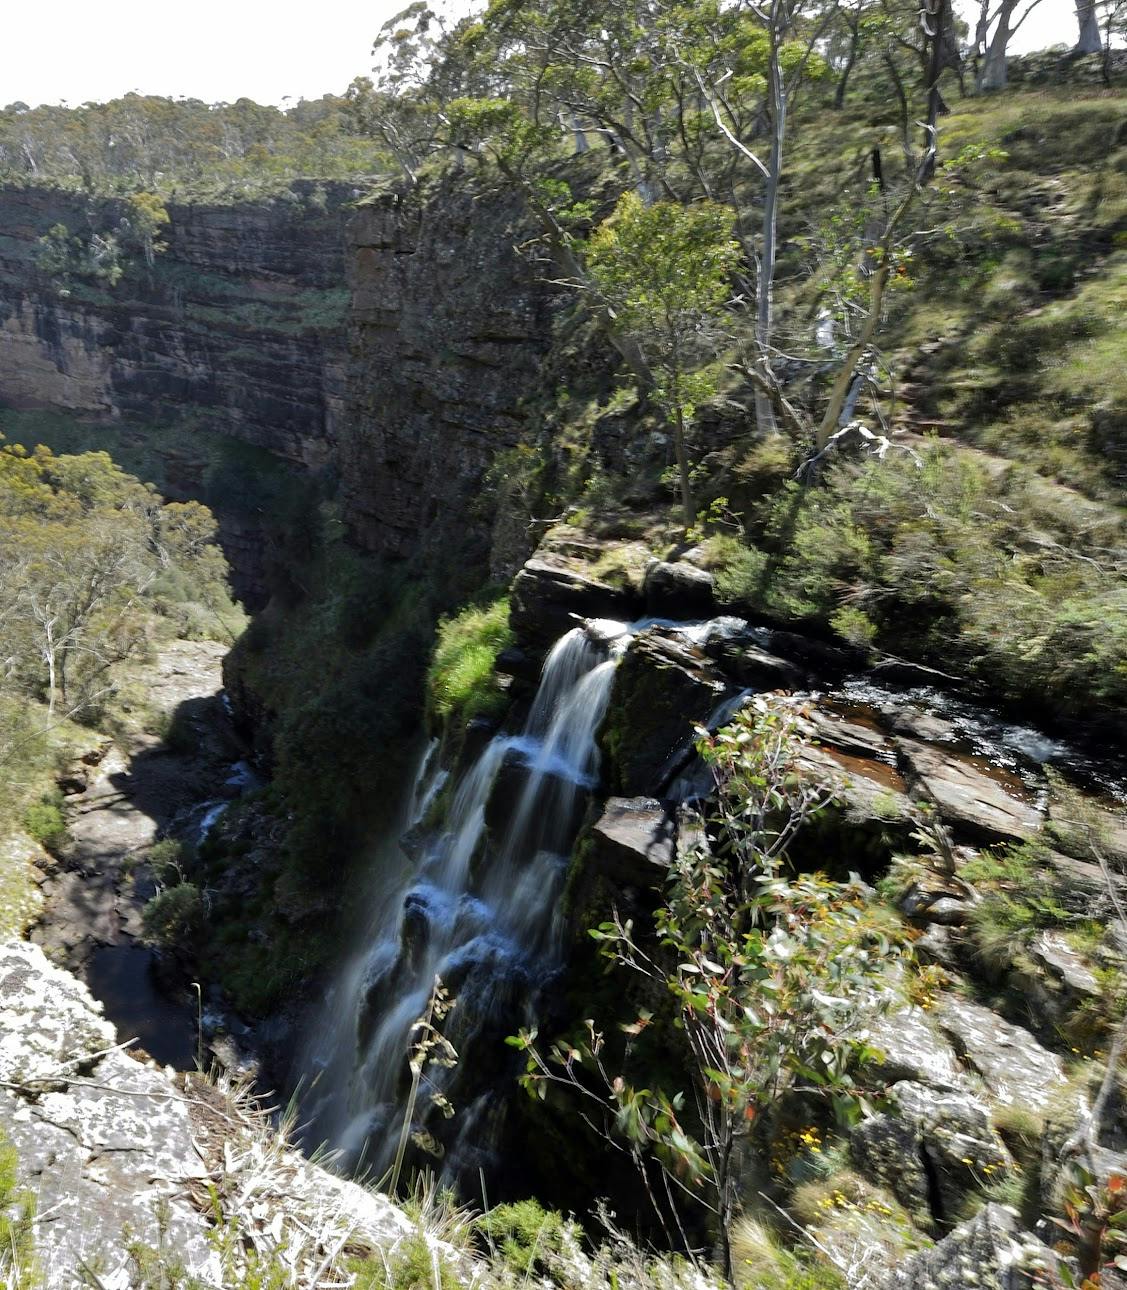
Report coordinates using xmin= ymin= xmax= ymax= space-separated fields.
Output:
xmin=583 ymin=193 xmax=740 ymax=528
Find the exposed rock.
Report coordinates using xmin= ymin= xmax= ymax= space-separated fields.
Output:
xmin=808 ymin=706 xmax=896 ymax=761
xmin=601 ymin=630 xmax=726 ymax=796
xmin=1042 ymin=848 xmax=1127 ymax=917
xmin=55 ymin=765 xmax=89 ymax=796
xmin=795 ymin=744 xmax=913 ymax=828
xmin=853 ymin=1081 xmax=1012 ymax=1221
xmin=1028 ymin=931 xmax=1100 ymax=1000
xmin=883 ymin=1202 xmax=1066 ymax=1288
xmin=895 ymin=737 xmax=1043 ymax=844
xmin=936 ymin=996 xmax=1068 ymax=1113
xmin=884 ymin=706 xmax=960 ymax=746
xmin=510 ymin=557 xmax=641 ymax=649
xmin=709 ymin=640 xmax=807 ymax=691
xmin=340 ymin=177 xmax=554 ymax=574
xmin=914 ymin=923 xmax=968 ymax=971
xmin=494 ymin=644 xmax=540 ymax=684
xmin=1 ymin=938 xmax=462 ymax=1289
xmin=643 ymin=559 xmax=717 ymax=619
xmin=0 ymin=184 xmax=350 ymax=605
xmin=587 ymin=797 xmax=704 ymax=888
xmin=866 ymin=1004 xmax=965 ymax=1089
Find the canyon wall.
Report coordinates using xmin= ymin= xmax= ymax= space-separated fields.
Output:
xmin=338 ymin=176 xmax=552 ymax=568
xmin=0 ymin=177 xmax=553 ymax=591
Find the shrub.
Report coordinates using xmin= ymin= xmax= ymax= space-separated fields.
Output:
xmin=475 ymin=1199 xmax=580 ymax=1277
xmin=0 ymin=1130 xmax=37 ymax=1289
xmin=142 ymin=883 xmax=204 ymax=951
xmin=23 ymin=793 xmax=67 ymax=853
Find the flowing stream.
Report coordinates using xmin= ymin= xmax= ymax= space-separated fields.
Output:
xmin=300 ymin=620 xmax=631 ymax=1182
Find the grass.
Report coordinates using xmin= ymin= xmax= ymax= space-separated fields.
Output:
xmin=700 ymin=439 xmax=1126 ymax=724
xmin=426 ymin=594 xmax=514 ymax=725
xmin=0 ymin=1130 xmax=37 ymax=1289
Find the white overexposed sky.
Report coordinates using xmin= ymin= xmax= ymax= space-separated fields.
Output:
xmin=0 ymin=0 xmax=1086 ymax=110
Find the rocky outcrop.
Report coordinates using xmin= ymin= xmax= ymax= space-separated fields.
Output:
xmin=601 ymin=629 xmax=727 ymax=796
xmin=0 ymin=938 xmax=448 ymax=1289
xmin=642 ymin=559 xmax=717 ymax=619
xmin=586 ymin=797 xmax=704 ymax=887
xmin=0 ymin=183 xmax=351 ymax=602
xmin=852 ymin=1081 xmax=1013 ymax=1222
xmin=338 ymin=177 xmax=556 ymax=571
xmin=0 ymin=184 xmax=349 ymax=464
xmin=896 ymin=738 xmax=1043 ymax=844
xmin=883 ymin=1202 xmax=1065 ymax=1288
xmin=936 ymin=996 xmax=1069 ymax=1115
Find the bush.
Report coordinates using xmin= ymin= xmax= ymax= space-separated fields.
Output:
xmin=427 ymin=595 xmax=513 ymax=724
xmin=142 ymin=883 xmax=204 ymax=951
xmin=475 ymin=1199 xmax=580 ymax=1277
xmin=23 ymin=793 xmax=67 ymax=853
xmin=0 ymin=1131 xmax=36 ymax=1288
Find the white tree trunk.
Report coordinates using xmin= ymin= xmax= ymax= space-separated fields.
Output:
xmin=1075 ymin=0 xmax=1102 ymax=51
xmin=979 ymin=4 xmax=1014 ymax=90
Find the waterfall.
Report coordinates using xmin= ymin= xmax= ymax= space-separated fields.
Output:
xmin=299 ymin=621 xmax=628 ymax=1183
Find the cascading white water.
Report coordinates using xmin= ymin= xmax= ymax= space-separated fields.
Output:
xmin=300 ymin=621 xmax=628 ymax=1181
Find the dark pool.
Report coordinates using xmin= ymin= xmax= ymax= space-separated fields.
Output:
xmin=85 ymin=943 xmax=199 ymax=1070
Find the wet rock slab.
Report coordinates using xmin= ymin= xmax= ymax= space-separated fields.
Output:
xmin=896 ymin=737 xmax=1043 ymax=844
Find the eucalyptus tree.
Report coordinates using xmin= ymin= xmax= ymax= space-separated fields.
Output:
xmin=584 ymin=193 xmax=741 ymax=527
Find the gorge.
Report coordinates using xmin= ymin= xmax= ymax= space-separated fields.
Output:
xmin=1 ymin=39 xmax=1126 ymax=1290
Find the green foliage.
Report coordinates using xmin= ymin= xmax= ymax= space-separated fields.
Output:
xmin=427 ymin=595 xmax=513 ymax=724
xmin=142 ymin=883 xmax=205 ymax=953
xmin=475 ymin=1199 xmax=580 ymax=1277
xmin=709 ymin=442 xmax=1126 ymax=720
xmin=351 ymin=1231 xmax=461 ymax=1290
xmin=0 ymin=94 xmax=387 ymax=198
xmin=0 ymin=437 xmax=238 ymax=724
xmin=0 ymin=1129 xmax=38 ymax=1289
xmin=584 ymin=193 xmax=740 ymax=523
xmin=520 ymin=701 xmax=903 ymax=1278
xmin=23 ymin=792 xmax=67 ymax=853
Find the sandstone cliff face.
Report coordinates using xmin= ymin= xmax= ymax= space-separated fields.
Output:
xmin=0 ymin=183 xmax=350 ymax=469
xmin=339 ymin=176 xmax=553 ymax=570
xmin=0 ymin=175 xmax=555 ymax=590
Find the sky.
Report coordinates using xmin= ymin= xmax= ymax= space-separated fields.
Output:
xmin=0 ymin=0 xmax=1087 ymax=110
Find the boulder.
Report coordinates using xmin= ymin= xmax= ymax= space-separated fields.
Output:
xmin=853 ymin=1081 xmax=1012 ymax=1221
xmin=710 ymin=641 xmax=807 ymax=691
xmin=1027 ymin=930 xmax=1100 ymax=1000
xmin=883 ymin=1202 xmax=1066 ymax=1288
xmin=895 ymin=737 xmax=1043 ymax=844
xmin=643 ymin=559 xmax=717 ymax=619
xmin=866 ymin=1004 xmax=965 ymax=1089
xmin=914 ymin=923 xmax=968 ymax=971
xmin=587 ymin=797 xmax=704 ymax=888
xmin=884 ymin=706 xmax=960 ymax=745
xmin=936 ymin=996 xmax=1067 ymax=1113
xmin=601 ymin=630 xmax=726 ymax=796
xmin=808 ymin=706 xmax=896 ymax=761
xmin=510 ymin=556 xmax=641 ymax=648
xmin=55 ymin=764 xmax=89 ymax=795
xmin=494 ymin=644 xmax=540 ymax=684
xmin=1043 ymin=848 xmax=1127 ymax=917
